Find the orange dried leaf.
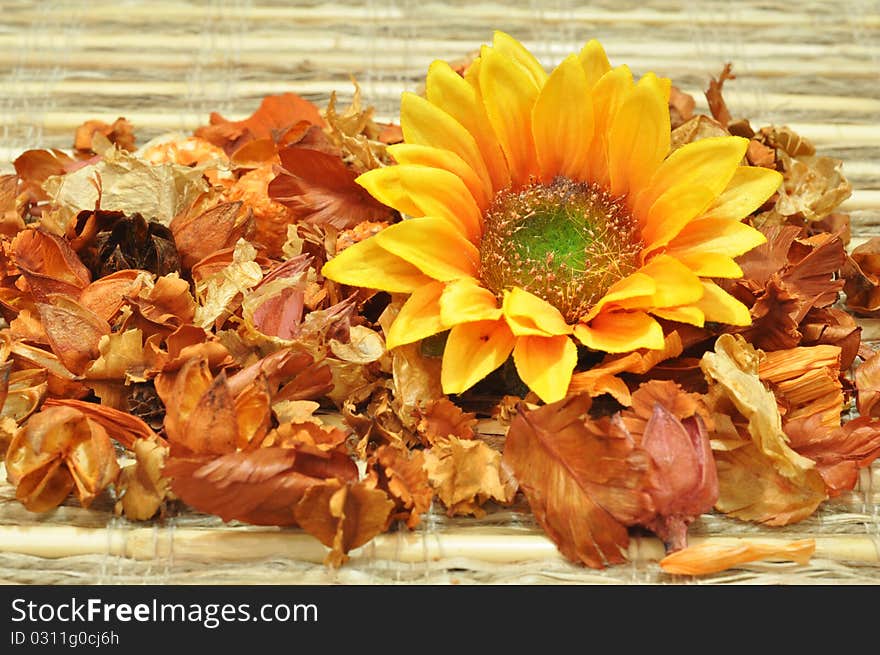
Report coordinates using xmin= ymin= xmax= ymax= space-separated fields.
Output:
xmin=74 ymin=117 xmax=135 ymax=155
xmin=414 ymin=397 xmax=477 ymax=446
xmin=170 ymin=201 xmax=254 ymax=272
xmin=38 ymin=295 xmax=111 ymax=376
xmin=660 ymin=538 xmax=815 ymax=576
xmin=294 ymin=479 xmax=395 ymax=567
xmin=425 ymin=435 xmax=517 ymax=518
xmin=12 ymin=229 xmax=91 ymax=301
xmin=115 ymin=435 xmax=172 ymax=521
xmin=43 ymin=397 xmax=160 ymax=450
xmin=705 ymin=63 xmax=735 ymax=128
xmin=369 ymin=444 xmax=433 ymax=529
xmin=6 ymin=406 xmax=119 ymax=511
xmin=503 ymin=396 xmax=653 ymax=568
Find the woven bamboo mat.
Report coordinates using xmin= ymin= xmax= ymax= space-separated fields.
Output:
xmin=0 ymin=0 xmax=879 ymax=584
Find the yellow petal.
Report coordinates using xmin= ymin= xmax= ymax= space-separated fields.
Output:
xmin=638 ymin=254 xmax=705 ymax=308
xmin=651 ymin=306 xmax=705 ymax=328
xmin=441 ymin=319 xmax=515 ymax=394
xmin=374 ymin=217 xmax=479 ymax=282
xmin=584 ymin=65 xmax=634 ymax=187
xmin=387 ymin=143 xmax=492 ymax=211
xmin=666 ymin=217 xmax=768 ymax=259
xmin=424 ymin=60 xmax=498 ymax=193
xmin=492 ymin=31 xmax=548 ymax=87
xmin=695 ymin=281 xmax=752 ymax=326
xmin=577 ymin=39 xmax=612 ymax=88
xmin=640 ymin=184 xmax=717 ymax=255
xmin=321 ymin=237 xmax=431 ymax=293
xmin=400 ymin=92 xmax=490 ymax=193
xmin=702 ymin=165 xmax=783 ymax=221
xmin=608 ymin=79 xmax=670 ymax=197
xmin=385 ymin=281 xmax=446 ymax=350
xmin=633 ymin=136 xmax=749 ymax=223
xmin=479 ymin=46 xmax=540 ymax=187
xmin=457 ymin=57 xmax=512 ymax=191
xmin=583 ymin=271 xmax=657 ymax=320
xmin=513 ymin=334 xmax=578 ymax=403
xmin=640 ymin=71 xmax=672 ymax=103
xmin=357 ymin=165 xmax=482 ymax=242
xmin=502 ymin=287 xmax=572 ymax=337
xmin=531 ymin=54 xmax=594 ymax=182
xmin=672 ymin=252 xmax=744 ymax=278
xmin=574 ymin=310 xmax=665 ymax=353
xmin=440 ymin=277 xmax=502 ymax=326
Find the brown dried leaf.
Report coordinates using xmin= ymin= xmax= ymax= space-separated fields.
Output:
xmin=12 ymin=228 xmax=91 ymax=302
xmin=38 ymin=295 xmax=111 ymax=376
xmin=668 ymin=86 xmax=695 ymax=129
xmin=269 ymin=146 xmax=394 ymax=229
xmin=705 ymin=63 xmax=735 ymax=128
xmin=43 ymin=397 xmax=160 ymax=450
xmin=843 ymin=237 xmax=880 ymax=315
xmin=74 ymin=118 xmax=136 ymax=156
xmin=170 ymin=200 xmax=253 ymax=272
xmin=855 ymin=348 xmax=880 ymax=418
xmin=426 ymin=435 xmax=517 ymax=518
xmin=13 ymin=148 xmax=76 ymax=204
xmin=164 ymin=446 xmax=358 ymax=526
xmin=367 ymin=444 xmax=433 ymax=529
xmin=294 ymin=479 xmax=395 ymax=567
xmin=503 ymin=396 xmax=653 ymax=568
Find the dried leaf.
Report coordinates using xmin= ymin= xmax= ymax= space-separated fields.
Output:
xmin=855 ymin=348 xmax=880 ymax=418
xmin=170 ymin=200 xmax=253 ymax=271
xmin=294 ymin=479 xmax=395 ymax=567
xmin=74 ymin=118 xmax=136 ymax=156
xmin=367 ymin=444 xmax=433 ymax=529
xmin=414 ymin=397 xmax=477 ymax=447
xmin=426 ymin=435 xmax=517 ymax=518
xmin=705 ymin=63 xmax=735 ymax=128
xmin=37 ymin=295 xmax=111 ymax=376
xmin=503 ymin=396 xmax=653 ymax=567
xmin=43 ymin=396 xmax=159 ymax=450
xmin=660 ymin=538 xmax=815 ymax=575
xmin=269 ymin=146 xmax=394 ymax=229
xmin=6 ymin=405 xmax=119 ymax=511
xmin=115 ymin=435 xmax=172 ymax=521
xmin=843 ymin=237 xmax=880 ymax=315
xmin=12 ymin=228 xmax=91 ymax=301
xmin=194 ymin=239 xmax=263 ymax=330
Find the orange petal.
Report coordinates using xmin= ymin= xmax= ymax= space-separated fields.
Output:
xmin=321 ymin=237 xmax=431 ymax=293
xmin=651 ymin=306 xmax=706 ymax=328
xmin=441 ymin=319 xmax=515 ymax=394
xmin=439 ymin=277 xmax=502 ymax=326
xmin=695 ymin=281 xmax=751 ymax=326
xmin=671 ymin=252 xmax=744 ymax=279
xmin=531 ymin=54 xmax=594 ymax=183
xmin=429 ymin=59 xmax=510 ymax=192
xmin=608 ymin=76 xmax=670 ymax=198
xmin=638 ymin=255 xmax=705 ymax=308
xmin=640 ymin=184 xmax=717 ymax=255
xmin=357 ymin=165 xmax=482 ymax=243
xmin=400 ymin=92 xmax=489 ymax=194
xmin=583 ymin=65 xmax=634 ymax=187
xmin=492 ymin=31 xmax=548 ymax=87
xmin=574 ymin=310 xmax=665 ymax=353
xmin=374 ymin=216 xmax=479 ymax=282
xmin=702 ymin=165 xmax=783 ymax=221
xmin=577 ymin=39 xmax=612 ymax=88
xmin=633 ymin=136 xmax=749 ymax=223
xmin=387 ymin=143 xmax=491 ymax=211
xmin=584 ymin=271 xmax=657 ymax=321
xmin=513 ymin=334 xmax=578 ymax=403
xmin=479 ymin=46 xmax=540 ymax=187
xmin=502 ymin=287 xmax=572 ymax=337
xmin=385 ymin=281 xmax=446 ymax=350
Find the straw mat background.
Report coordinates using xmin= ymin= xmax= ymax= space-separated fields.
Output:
xmin=0 ymin=0 xmax=878 ymax=584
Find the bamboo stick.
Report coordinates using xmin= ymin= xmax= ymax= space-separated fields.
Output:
xmin=0 ymin=524 xmax=876 ymax=567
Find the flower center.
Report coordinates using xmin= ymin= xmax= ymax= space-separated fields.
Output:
xmin=479 ymin=177 xmax=642 ymax=323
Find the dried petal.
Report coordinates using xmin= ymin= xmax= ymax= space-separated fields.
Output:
xmin=660 ymin=538 xmax=815 ymax=575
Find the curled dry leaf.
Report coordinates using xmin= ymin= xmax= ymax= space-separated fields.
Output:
xmin=503 ymin=395 xmax=653 ymax=568
xmin=294 ymin=478 xmax=395 ymax=567
xmin=705 ymin=62 xmax=735 ymax=128
xmin=5 ymin=405 xmax=119 ymax=512
xmin=660 ymin=538 xmax=815 ymax=576
xmin=43 ymin=396 xmax=160 ymax=450
xmin=115 ymin=434 xmax=172 ymax=521
xmin=170 ymin=200 xmax=253 ymax=272
xmin=842 ymin=237 xmax=880 ymax=315
xmin=855 ymin=348 xmax=880 ymax=418
xmin=37 ymin=295 xmax=110 ymax=376
xmin=701 ymin=334 xmax=827 ymax=524
xmin=12 ymin=228 xmax=91 ymax=302
xmin=425 ymin=435 xmax=517 ymax=518
xmin=366 ymin=444 xmax=433 ymax=529
xmin=74 ymin=117 xmax=136 ymax=156
xmin=414 ymin=397 xmax=477 ymax=447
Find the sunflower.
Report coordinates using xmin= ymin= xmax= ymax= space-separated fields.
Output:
xmin=322 ymin=32 xmax=782 ymax=404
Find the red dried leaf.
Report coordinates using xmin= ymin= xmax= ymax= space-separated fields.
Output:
xmin=269 ymin=146 xmax=393 ymax=229
xmin=503 ymin=395 xmax=653 ymax=568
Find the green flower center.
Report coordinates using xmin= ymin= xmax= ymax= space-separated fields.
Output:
xmin=479 ymin=177 xmax=642 ymax=323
